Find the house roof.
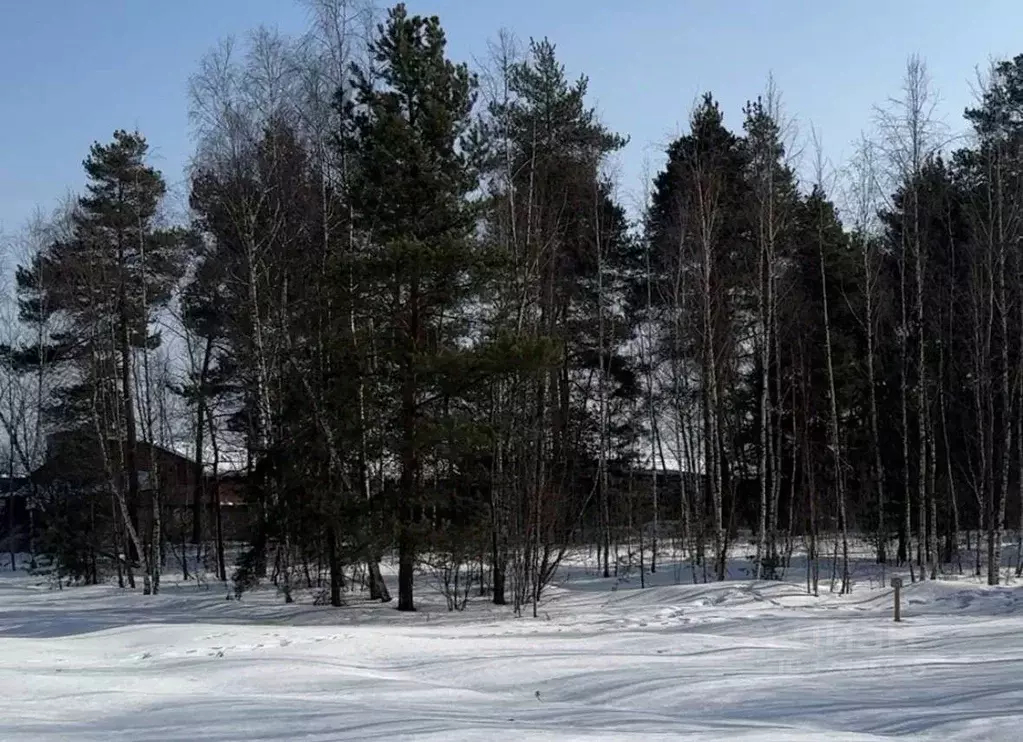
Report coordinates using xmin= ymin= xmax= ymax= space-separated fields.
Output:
xmin=0 ymin=477 xmax=28 ymax=499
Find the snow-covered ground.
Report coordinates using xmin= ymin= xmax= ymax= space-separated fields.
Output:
xmin=1 ymin=550 xmax=1023 ymax=741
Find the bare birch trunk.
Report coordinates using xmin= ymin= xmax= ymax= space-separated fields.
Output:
xmin=207 ymin=407 xmax=227 ymax=582
xmin=595 ymin=183 xmax=611 ymax=580
xmin=914 ymin=157 xmax=928 ymax=582
xmin=865 ymin=242 xmax=886 ymax=563
xmin=900 ymin=240 xmax=915 ymax=580
xmin=755 ymin=220 xmax=771 ymax=580
xmin=927 ymin=400 xmax=939 ymax=579
xmin=938 ymin=340 xmax=960 ymax=570
xmin=696 ymin=181 xmax=725 ymax=582
xmin=643 ymin=220 xmax=659 ymax=574
xmin=819 ymin=210 xmax=850 ymax=594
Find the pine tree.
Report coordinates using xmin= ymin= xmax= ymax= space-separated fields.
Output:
xmin=15 ymin=131 xmax=191 ymax=592
xmin=342 ymin=4 xmax=481 ymax=611
xmin=648 ymin=95 xmax=750 ymax=581
xmin=479 ymin=36 xmax=634 ymax=608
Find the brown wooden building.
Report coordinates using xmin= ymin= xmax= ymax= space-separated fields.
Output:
xmin=27 ymin=430 xmax=251 ymax=551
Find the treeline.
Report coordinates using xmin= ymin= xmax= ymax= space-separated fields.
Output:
xmin=3 ymin=1 xmax=1023 ymax=610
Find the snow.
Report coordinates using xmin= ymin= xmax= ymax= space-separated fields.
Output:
xmin=1 ymin=552 xmax=1023 ymax=740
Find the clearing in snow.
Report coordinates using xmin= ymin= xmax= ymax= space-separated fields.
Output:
xmin=1 ymin=553 xmax=1022 ymax=741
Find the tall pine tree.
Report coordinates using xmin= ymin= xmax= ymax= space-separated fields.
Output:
xmin=342 ymin=4 xmax=480 ymax=611
xmin=16 ymin=131 xmax=191 ymax=593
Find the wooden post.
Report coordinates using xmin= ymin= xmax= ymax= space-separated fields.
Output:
xmin=890 ymin=577 xmax=903 ymax=622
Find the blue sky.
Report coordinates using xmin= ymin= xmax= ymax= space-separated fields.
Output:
xmin=1 ymin=0 xmax=1020 ymax=237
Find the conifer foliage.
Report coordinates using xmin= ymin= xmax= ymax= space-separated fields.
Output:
xmin=7 ymin=4 xmax=1023 ymax=602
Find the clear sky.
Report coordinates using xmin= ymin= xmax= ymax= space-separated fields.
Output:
xmin=1 ymin=0 xmax=1021 ymax=239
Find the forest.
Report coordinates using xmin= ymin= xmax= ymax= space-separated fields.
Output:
xmin=3 ymin=0 xmax=1023 ymax=615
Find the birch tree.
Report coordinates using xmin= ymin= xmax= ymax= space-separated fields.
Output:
xmin=876 ymin=56 xmax=942 ymax=578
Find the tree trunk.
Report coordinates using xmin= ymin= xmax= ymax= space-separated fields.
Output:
xmin=940 ymin=367 xmax=960 ymax=569
xmin=899 ymin=230 xmax=915 ymax=581
xmin=992 ymin=179 xmax=1011 ymax=585
xmin=327 ymin=526 xmax=342 ymax=607
xmin=7 ymin=444 xmax=14 ymax=572
xmin=112 ymin=490 xmax=125 ymax=588
xmin=358 ymin=380 xmax=390 ymax=603
xmin=643 ymin=235 xmax=659 ymax=574
xmin=703 ymin=259 xmax=724 ymax=581
xmin=492 ymin=542 xmax=506 ymax=605
xmin=191 ymin=338 xmax=214 ymax=546
xmin=1017 ymin=402 xmax=1023 ymax=577
xmin=206 ymin=409 xmax=227 ymax=583
xmin=490 ymin=393 xmax=507 ymax=605
xmin=397 ymin=510 xmax=415 ymax=612
xmin=151 ymin=486 xmax=162 ymax=595
xmin=927 ymin=402 xmax=939 ymax=579
xmin=819 ymin=236 xmax=850 ymax=594
xmin=865 ymin=246 xmax=886 ymax=564
xmin=594 ymin=180 xmax=611 ymax=581
xmin=396 ymin=273 xmax=420 ymax=612
xmin=119 ymin=324 xmax=144 ymax=582
xmin=915 ymin=178 xmax=929 ymax=581
xmin=755 ymin=242 xmax=770 ymax=580
xmin=770 ymin=312 xmax=784 ymax=570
